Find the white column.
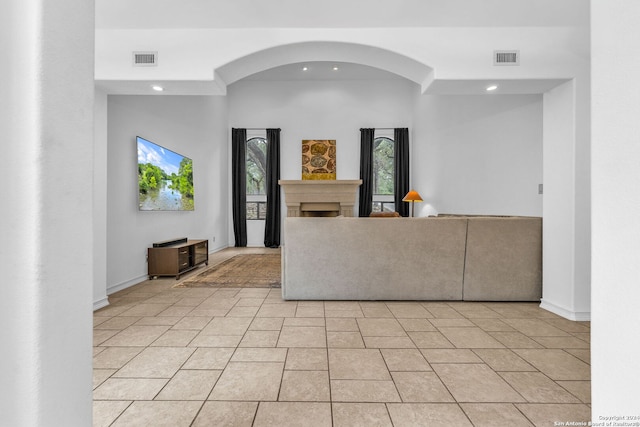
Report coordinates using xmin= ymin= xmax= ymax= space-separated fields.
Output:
xmin=0 ymin=0 xmax=94 ymax=425
xmin=592 ymin=0 xmax=640 ymax=416
xmin=541 ymin=76 xmax=591 ymax=321
xmin=94 ymin=88 xmax=109 ymax=309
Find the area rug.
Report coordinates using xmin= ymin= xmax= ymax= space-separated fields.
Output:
xmin=174 ymin=254 xmax=281 ymax=288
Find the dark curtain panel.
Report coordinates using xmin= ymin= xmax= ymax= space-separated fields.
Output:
xmin=231 ymin=128 xmax=247 ymax=247
xmin=394 ymin=127 xmax=410 ymax=217
xmin=358 ymin=128 xmax=375 ymax=217
xmin=264 ymin=128 xmax=281 ymax=248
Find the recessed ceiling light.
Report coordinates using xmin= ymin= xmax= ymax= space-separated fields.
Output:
xmin=302 ymin=66 xmax=308 ymax=71
xmin=486 ymin=85 xmax=498 ymax=91
xmin=152 ymin=85 xmax=164 ymax=92
xmin=332 ymin=66 xmax=339 ymax=71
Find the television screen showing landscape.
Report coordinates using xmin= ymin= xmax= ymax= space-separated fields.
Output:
xmin=137 ymin=136 xmax=194 ymax=211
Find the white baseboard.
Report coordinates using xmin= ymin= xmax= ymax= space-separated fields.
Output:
xmin=540 ymin=299 xmax=591 ymax=321
xmin=93 ymin=297 xmax=110 ymax=311
xmin=209 ymin=245 xmax=228 ymax=254
xmin=107 ymin=274 xmax=148 ymax=296
xmin=104 ymin=245 xmax=230 ymax=297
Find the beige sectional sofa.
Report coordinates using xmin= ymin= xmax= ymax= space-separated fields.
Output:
xmin=282 ymin=215 xmax=542 ymax=301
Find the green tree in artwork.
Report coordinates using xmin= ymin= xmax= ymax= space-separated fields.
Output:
xmin=175 ymin=158 xmax=194 ymax=198
xmin=138 ymin=163 xmax=165 ymax=194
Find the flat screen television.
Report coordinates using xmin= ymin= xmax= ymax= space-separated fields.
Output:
xmin=137 ymin=136 xmax=194 ymax=211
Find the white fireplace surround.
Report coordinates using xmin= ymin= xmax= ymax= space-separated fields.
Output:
xmin=279 ymin=180 xmax=362 ymax=217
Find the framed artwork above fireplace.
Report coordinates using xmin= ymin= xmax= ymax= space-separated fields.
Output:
xmin=302 ymin=139 xmax=336 ymax=180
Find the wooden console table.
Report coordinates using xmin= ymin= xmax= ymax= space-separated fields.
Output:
xmin=147 ymin=238 xmax=208 ymax=279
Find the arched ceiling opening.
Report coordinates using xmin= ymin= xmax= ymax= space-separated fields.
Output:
xmin=240 ymin=61 xmax=409 ymax=82
xmin=215 ymin=41 xmax=433 ymax=92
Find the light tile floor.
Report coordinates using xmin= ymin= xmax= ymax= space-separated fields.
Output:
xmin=94 ymin=248 xmax=591 ymax=426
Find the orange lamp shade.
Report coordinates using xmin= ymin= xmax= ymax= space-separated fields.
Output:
xmin=402 ymin=190 xmax=423 ymax=202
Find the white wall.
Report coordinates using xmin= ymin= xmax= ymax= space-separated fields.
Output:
xmin=227 ymin=78 xmax=418 ymax=244
xmin=412 ymin=94 xmax=543 ymax=216
xmin=228 ymin=79 xmax=544 ymax=245
xmin=229 ymin=79 xmax=418 ymax=180
xmin=1 ymin=0 xmax=94 ymax=424
xmin=592 ymin=0 xmax=640 ymax=416
xmin=106 ymin=95 xmax=229 ymax=293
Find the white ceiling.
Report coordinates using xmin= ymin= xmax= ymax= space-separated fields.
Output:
xmin=95 ymin=0 xmax=588 ymax=94
xmin=425 ymin=79 xmax=569 ymax=95
xmin=240 ymin=64 xmax=569 ymax=95
xmin=95 ymin=62 xmax=413 ymax=96
xmin=241 ymin=62 xmax=404 ymax=82
xmin=96 ymin=0 xmax=589 ymax=29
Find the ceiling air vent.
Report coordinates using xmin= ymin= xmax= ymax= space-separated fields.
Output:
xmin=133 ymin=51 xmax=158 ymax=67
xmin=494 ymin=50 xmax=520 ymax=66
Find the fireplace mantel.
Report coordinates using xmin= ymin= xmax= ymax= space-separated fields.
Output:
xmin=279 ymin=180 xmax=362 ymax=217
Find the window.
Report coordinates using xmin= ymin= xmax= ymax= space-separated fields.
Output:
xmin=246 ymin=201 xmax=267 ymax=220
xmin=246 ymin=137 xmax=267 ymax=195
xmin=246 ymin=137 xmax=267 ymax=220
xmin=371 ymin=136 xmax=395 ymax=212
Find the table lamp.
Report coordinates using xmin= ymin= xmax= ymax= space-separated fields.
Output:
xmin=402 ymin=189 xmax=423 ymax=217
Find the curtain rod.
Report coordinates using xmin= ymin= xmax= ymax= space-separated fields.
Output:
xmin=360 ymin=127 xmax=407 ymax=130
xmin=233 ymin=128 xmax=281 ymax=131
xmin=238 ymin=127 xmax=402 ymax=131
